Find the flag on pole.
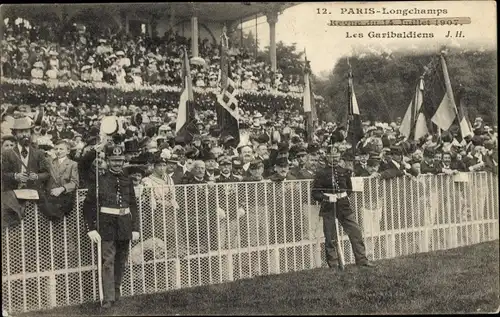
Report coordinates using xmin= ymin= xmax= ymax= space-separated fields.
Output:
xmin=430 ymin=54 xmax=458 ymax=131
xmin=399 ymin=77 xmax=428 ymax=140
xmin=303 ymin=52 xmax=316 ymax=143
xmin=216 ymin=28 xmax=240 ymax=145
xmin=346 ymin=59 xmax=363 ymax=148
xmin=456 ymin=85 xmax=473 ymax=139
xmin=175 ymin=47 xmax=198 ymax=142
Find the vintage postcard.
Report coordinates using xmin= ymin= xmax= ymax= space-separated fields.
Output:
xmin=1 ymin=2 xmax=497 ymax=316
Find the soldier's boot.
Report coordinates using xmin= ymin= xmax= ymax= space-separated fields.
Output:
xmin=114 ymin=288 xmax=121 ymax=303
xmin=325 ymin=243 xmax=340 ymax=269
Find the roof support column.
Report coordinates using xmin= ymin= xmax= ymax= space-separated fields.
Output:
xmin=191 ymin=15 xmax=199 ymax=57
xmin=120 ymin=10 xmax=129 ymax=34
xmin=266 ymin=10 xmax=279 ymax=73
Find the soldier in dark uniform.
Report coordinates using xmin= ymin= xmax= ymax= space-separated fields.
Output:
xmin=353 ymin=153 xmax=371 ymax=177
xmin=204 ymin=152 xmax=220 ymax=181
xmin=311 ymin=149 xmax=375 ymax=269
xmin=231 ymin=158 xmax=244 ymax=180
xmin=82 ymin=143 xmax=141 ymax=309
xmin=243 ymin=159 xmax=266 ymax=182
xmin=420 ymin=147 xmax=442 ymax=175
xmin=216 ymin=156 xmax=241 ymax=250
xmin=289 ymin=146 xmax=310 ymax=179
xmin=269 ymin=157 xmax=296 ymax=182
xmin=217 ymin=155 xmax=240 ymax=183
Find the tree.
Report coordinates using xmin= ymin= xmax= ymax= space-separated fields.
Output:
xmin=258 ymin=41 xmax=305 ymax=77
xmin=229 ymin=30 xmax=259 ymax=57
xmin=313 ymin=49 xmax=497 ymax=125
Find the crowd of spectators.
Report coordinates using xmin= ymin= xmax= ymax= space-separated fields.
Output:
xmin=2 ymin=99 xmax=497 ymax=187
xmin=1 ymin=19 xmax=303 ymax=93
xmin=1 ymin=18 xmax=498 ymax=232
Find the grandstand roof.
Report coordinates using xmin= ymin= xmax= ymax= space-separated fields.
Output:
xmin=2 ymin=3 xmax=300 ymax=24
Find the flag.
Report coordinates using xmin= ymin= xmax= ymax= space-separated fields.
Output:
xmin=400 ymin=77 xmax=428 ymax=140
xmin=346 ymin=60 xmax=363 ymax=148
xmin=216 ymin=32 xmax=240 ymax=145
xmin=456 ymin=85 xmax=473 ymax=139
xmin=303 ymin=54 xmax=317 ymax=143
xmin=175 ymin=47 xmax=198 ymax=142
xmin=430 ymin=54 xmax=458 ymax=131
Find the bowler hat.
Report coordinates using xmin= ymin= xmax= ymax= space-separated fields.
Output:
xmin=275 ymin=157 xmax=289 ymax=167
xmin=249 ymin=159 xmax=264 ymax=170
xmin=125 ymin=165 xmax=146 ymax=176
xmin=389 ymin=145 xmax=403 ymax=156
xmin=203 ymin=152 xmax=217 ymax=161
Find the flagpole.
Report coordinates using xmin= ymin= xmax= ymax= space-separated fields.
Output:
xmin=346 ymin=57 xmax=354 ymax=151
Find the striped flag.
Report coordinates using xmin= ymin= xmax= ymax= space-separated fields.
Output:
xmin=456 ymin=85 xmax=474 ymax=139
xmin=216 ymin=31 xmax=240 ymax=145
xmin=175 ymin=47 xmax=198 ymax=142
xmin=430 ymin=54 xmax=458 ymax=131
xmin=346 ymin=59 xmax=363 ymax=149
xmin=303 ymin=54 xmax=317 ymax=143
xmin=399 ymin=77 xmax=428 ymax=140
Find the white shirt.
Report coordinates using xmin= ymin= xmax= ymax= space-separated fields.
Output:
xmin=142 ymin=174 xmax=175 ymax=210
xmin=18 ymin=144 xmax=29 ymax=173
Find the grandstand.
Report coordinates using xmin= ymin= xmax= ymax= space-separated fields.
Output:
xmin=1 ymin=3 xmax=299 ymax=73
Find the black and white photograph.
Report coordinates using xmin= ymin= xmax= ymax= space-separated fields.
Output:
xmin=0 ymin=1 xmax=498 ymax=316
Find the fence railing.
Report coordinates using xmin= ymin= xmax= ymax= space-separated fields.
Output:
xmin=2 ymin=172 xmax=498 ymax=314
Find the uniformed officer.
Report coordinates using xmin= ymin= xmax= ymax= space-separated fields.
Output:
xmin=83 ymin=143 xmax=140 ymax=309
xmin=217 ymin=155 xmax=240 ymax=183
xmin=311 ymin=149 xmax=375 ymax=269
xmin=289 ymin=146 xmax=310 ymax=179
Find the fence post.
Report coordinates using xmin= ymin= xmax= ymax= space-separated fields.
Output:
xmin=175 ymin=259 xmax=181 ymax=289
xmin=48 ymin=273 xmax=57 ymax=308
xmin=270 ymin=248 xmax=280 ymax=274
xmin=315 ymin=238 xmax=322 ymax=268
xmin=227 ymin=252 xmax=234 ymax=281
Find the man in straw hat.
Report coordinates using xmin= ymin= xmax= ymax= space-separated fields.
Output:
xmin=311 ymin=148 xmax=375 ymax=270
xmin=82 ymin=143 xmax=140 ymax=309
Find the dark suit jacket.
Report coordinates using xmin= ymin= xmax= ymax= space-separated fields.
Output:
xmin=421 ymin=160 xmax=443 ymax=175
xmin=379 ymin=159 xmax=406 ymax=179
xmin=353 ymin=163 xmax=371 ymax=177
xmin=449 ymin=161 xmax=467 ymax=172
xmin=170 ymin=167 xmax=185 ymax=185
xmin=1 ymin=145 xmax=52 ymax=224
xmin=1 ymin=145 xmax=50 ymax=191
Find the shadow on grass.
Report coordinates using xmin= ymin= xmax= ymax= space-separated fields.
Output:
xmin=18 ymin=240 xmax=500 ymax=316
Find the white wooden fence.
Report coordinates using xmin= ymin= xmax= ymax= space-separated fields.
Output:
xmin=2 ymin=172 xmax=498 ymax=314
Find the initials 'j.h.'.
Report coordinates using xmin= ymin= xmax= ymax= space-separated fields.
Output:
xmin=445 ymin=30 xmax=464 ymax=38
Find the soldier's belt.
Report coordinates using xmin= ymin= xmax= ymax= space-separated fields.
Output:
xmin=325 ymin=192 xmax=347 ymax=202
xmin=100 ymin=207 xmax=130 ymax=215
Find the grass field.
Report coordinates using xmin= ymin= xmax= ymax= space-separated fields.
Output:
xmin=18 ymin=241 xmax=499 ymax=316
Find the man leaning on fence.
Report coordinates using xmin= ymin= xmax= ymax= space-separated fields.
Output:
xmin=1 ymin=115 xmax=50 ymax=228
xmin=311 ymin=148 xmax=375 ymax=269
xmin=82 ymin=143 xmax=141 ymax=309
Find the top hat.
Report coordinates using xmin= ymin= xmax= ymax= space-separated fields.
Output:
xmin=124 ymin=139 xmax=140 ymax=153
